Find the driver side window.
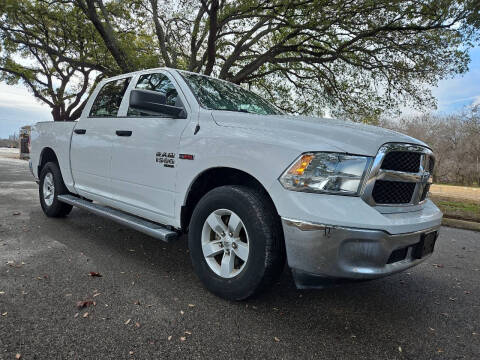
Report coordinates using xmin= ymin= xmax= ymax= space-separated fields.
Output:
xmin=128 ymin=73 xmax=179 ymax=117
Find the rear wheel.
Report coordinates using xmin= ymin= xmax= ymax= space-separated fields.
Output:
xmin=39 ymin=162 xmax=72 ymax=217
xmin=188 ymin=185 xmax=285 ymax=300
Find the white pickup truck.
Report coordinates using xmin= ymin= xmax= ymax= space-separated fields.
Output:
xmin=30 ymin=68 xmax=442 ymax=300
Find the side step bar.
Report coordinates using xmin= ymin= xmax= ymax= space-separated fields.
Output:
xmin=57 ymin=195 xmax=178 ymax=242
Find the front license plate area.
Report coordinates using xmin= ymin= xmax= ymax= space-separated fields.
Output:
xmin=412 ymin=231 xmax=437 ymax=259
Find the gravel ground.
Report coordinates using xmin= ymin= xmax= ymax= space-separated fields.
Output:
xmin=0 ymin=156 xmax=479 ymax=360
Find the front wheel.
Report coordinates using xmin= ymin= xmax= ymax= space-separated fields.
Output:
xmin=188 ymin=185 xmax=285 ymax=300
xmin=39 ymin=162 xmax=73 ymax=217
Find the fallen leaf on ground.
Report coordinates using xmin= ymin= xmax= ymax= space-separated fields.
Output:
xmin=1 ymin=312 xmax=7 ymax=316
xmin=180 ymin=337 xmax=186 ymax=341
xmin=188 ymin=304 xmax=195 ymax=307
xmin=433 ymin=264 xmax=444 ymax=268
xmin=185 ymin=331 xmax=192 ymax=335
xmin=134 ymin=300 xmax=140 ymax=305
xmin=93 ymin=293 xmax=101 ymax=297
xmin=180 ymin=310 xmax=184 ymax=315
xmin=129 ymin=351 xmax=134 ymax=355
xmin=0 ymin=291 xmax=4 ymax=295
xmin=398 ymin=346 xmax=402 ymax=353
xmin=124 ymin=318 xmax=131 ymax=325
xmin=74 ymin=313 xmax=79 ymax=318
xmin=168 ymin=336 xmax=172 ymax=341
xmin=449 ymin=297 xmax=457 ymax=302
xmin=88 ymin=271 xmax=102 ymax=277
xmin=13 ymin=212 xmax=21 ymax=216
xmin=15 ymin=354 xmax=21 ymax=359
xmin=83 ymin=312 xmax=89 ymax=318
xmin=135 ymin=322 xmax=141 ymax=328
xmin=274 ymin=337 xmax=280 ymax=342
xmin=76 ymin=300 xmax=95 ymax=309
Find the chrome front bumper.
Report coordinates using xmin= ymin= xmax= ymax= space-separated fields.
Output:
xmin=282 ymin=218 xmax=440 ymax=289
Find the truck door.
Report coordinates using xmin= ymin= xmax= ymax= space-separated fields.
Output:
xmin=70 ymin=77 xmax=131 ymax=200
xmin=108 ymin=71 xmax=191 ymax=223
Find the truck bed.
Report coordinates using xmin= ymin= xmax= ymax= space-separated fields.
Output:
xmin=30 ymin=121 xmax=77 ymax=191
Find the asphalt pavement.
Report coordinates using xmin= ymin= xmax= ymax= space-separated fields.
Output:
xmin=0 ymin=156 xmax=479 ymax=359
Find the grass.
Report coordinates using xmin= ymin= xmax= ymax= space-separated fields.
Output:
xmin=429 ymin=184 xmax=480 ymax=224
xmin=430 ymin=195 xmax=480 ymax=223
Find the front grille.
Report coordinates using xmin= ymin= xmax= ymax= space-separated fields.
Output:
xmin=380 ymin=151 xmax=421 ymax=173
xmin=362 ymin=144 xmax=434 ymax=207
xmin=420 ymin=183 xmax=430 ymax=201
xmin=372 ymin=180 xmax=415 ymax=204
xmin=427 ymin=157 xmax=435 ymax=173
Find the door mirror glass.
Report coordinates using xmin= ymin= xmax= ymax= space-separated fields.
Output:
xmin=129 ymin=89 xmax=187 ymax=119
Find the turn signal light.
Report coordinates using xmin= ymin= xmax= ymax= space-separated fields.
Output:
xmin=288 ymin=154 xmax=314 ymax=175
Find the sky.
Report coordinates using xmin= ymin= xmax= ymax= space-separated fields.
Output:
xmin=0 ymin=46 xmax=479 ymax=138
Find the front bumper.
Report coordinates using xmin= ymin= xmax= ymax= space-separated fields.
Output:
xmin=282 ymin=217 xmax=440 ymax=289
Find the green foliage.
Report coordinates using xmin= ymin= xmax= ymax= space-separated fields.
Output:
xmin=1 ymin=0 xmax=479 ymax=122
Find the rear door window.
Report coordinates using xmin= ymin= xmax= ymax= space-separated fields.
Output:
xmin=89 ymin=78 xmax=131 ymax=117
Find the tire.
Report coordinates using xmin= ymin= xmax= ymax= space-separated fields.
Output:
xmin=188 ymin=185 xmax=285 ymax=300
xmin=39 ymin=162 xmax=73 ymax=217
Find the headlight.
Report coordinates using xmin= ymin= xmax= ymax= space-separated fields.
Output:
xmin=279 ymin=152 xmax=372 ymax=195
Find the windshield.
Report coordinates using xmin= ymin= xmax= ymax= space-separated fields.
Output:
xmin=179 ymin=72 xmax=283 ymax=115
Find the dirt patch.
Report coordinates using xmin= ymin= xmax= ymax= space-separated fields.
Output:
xmin=0 ymin=147 xmax=20 ymax=159
xmin=430 ymin=184 xmax=480 ymax=203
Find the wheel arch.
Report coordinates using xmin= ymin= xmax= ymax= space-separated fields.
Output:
xmin=38 ymin=147 xmax=59 ymax=175
xmin=180 ymin=167 xmax=280 ymax=232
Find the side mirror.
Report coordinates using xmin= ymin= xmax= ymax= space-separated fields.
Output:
xmin=129 ymin=89 xmax=187 ymax=119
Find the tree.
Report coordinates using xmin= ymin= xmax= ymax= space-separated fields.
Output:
xmin=0 ymin=0 xmax=112 ymax=121
xmin=382 ymin=105 xmax=480 ymax=185
xmin=1 ymin=0 xmax=479 ymax=122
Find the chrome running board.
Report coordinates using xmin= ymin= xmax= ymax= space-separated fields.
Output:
xmin=57 ymin=194 xmax=178 ymax=242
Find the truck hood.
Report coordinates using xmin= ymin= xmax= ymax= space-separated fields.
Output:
xmin=211 ymin=112 xmax=428 ymax=156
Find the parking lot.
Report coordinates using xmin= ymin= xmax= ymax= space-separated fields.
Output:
xmin=0 ymin=155 xmax=479 ymax=359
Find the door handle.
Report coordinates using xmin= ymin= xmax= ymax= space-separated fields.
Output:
xmin=74 ymin=129 xmax=86 ymax=134
xmin=116 ymin=130 xmax=132 ymax=137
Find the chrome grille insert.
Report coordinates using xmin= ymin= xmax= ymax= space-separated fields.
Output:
xmin=361 ymin=143 xmax=434 ymax=207
xmin=381 ymin=151 xmax=421 ymax=173
xmin=372 ymin=180 xmax=416 ymax=204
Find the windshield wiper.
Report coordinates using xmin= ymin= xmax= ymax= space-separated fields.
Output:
xmin=218 ymin=109 xmax=255 ymax=114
